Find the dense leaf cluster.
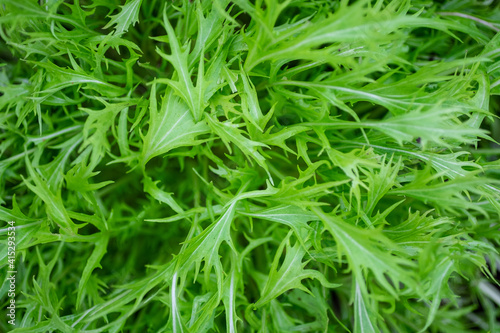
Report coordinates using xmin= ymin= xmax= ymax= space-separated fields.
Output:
xmin=1 ymin=0 xmax=500 ymax=332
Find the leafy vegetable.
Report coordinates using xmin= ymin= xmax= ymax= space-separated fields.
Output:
xmin=1 ymin=0 xmax=500 ymax=332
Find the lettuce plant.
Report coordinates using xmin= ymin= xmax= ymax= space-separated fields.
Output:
xmin=1 ymin=0 xmax=500 ymax=332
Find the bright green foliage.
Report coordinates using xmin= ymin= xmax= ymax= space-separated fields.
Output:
xmin=1 ymin=0 xmax=500 ymax=332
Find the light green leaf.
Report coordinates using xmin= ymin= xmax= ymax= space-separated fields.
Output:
xmin=141 ymin=85 xmax=210 ymax=164
xmin=313 ymin=207 xmax=416 ymax=297
xmin=103 ymin=0 xmax=143 ymax=36
xmin=143 ymin=176 xmax=184 ymax=214
xmin=255 ymin=233 xmax=340 ymax=307
xmin=206 ymin=114 xmax=271 ymax=179
xmin=76 ymin=233 xmax=109 ymax=308
xmin=23 ymin=158 xmax=79 ymax=235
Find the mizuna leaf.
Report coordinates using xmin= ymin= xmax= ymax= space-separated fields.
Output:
xmin=141 ymin=85 xmax=209 ymax=164
xmin=240 ymin=204 xmax=314 ymax=237
xmin=353 ymin=279 xmax=378 ymax=333
xmin=143 ymin=176 xmax=184 ymax=214
xmin=391 ymin=171 xmax=497 ymax=215
xmin=222 ymin=260 xmax=241 ymax=333
xmin=239 ymin=64 xmax=265 ymax=131
xmin=76 ymin=233 xmax=109 ymax=308
xmin=155 ymin=12 xmax=204 ymax=122
xmin=31 ymin=60 xmax=125 ymax=97
xmin=206 ymin=114 xmax=271 ymax=180
xmin=23 ymin=158 xmax=79 ymax=235
xmin=175 ymin=202 xmax=237 ymax=287
xmin=364 ymin=108 xmax=489 ymax=148
xmin=0 ymin=195 xmax=35 ymax=224
xmin=313 ymin=207 xmax=417 ymax=297
xmin=103 ymin=0 xmax=143 ymax=36
xmin=254 ymin=232 xmax=340 ymax=308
